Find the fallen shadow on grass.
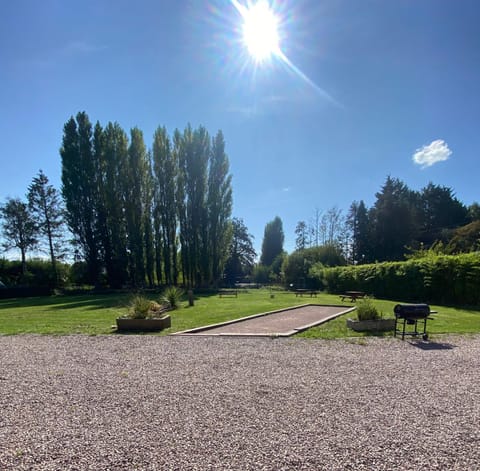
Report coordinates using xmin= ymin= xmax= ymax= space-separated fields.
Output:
xmin=0 ymin=295 xmax=129 ymax=311
xmin=408 ymin=340 xmax=456 ymax=350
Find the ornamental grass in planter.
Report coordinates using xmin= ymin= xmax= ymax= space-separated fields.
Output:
xmin=116 ymin=295 xmax=172 ymax=332
xmin=346 ymin=297 xmax=395 ymax=332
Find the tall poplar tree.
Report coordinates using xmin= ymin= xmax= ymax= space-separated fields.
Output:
xmin=152 ymin=126 xmax=178 ymax=285
xmin=60 ymin=112 xmax=101 ymax=284
xmin=144 ymin=152 xmax=156 ymax=287
xmin=125 ymin=127 xmax=150 ymax=286
xmin=97 ymin=122 xmax=129 ymax=287
xmin=207 ymin=130 xmax=233 ymax=285
xmin=177 ymin=125 xmax=210 ymax=286
xmin=260 ymin=216 xmax=284 ymax=267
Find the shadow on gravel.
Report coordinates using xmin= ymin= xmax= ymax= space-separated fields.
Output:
xmin=408 ymin=340 xmax=456 ymax=350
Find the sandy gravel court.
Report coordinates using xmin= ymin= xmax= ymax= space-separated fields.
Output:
xmin=175 ymin=304 xmax=355 ymax=336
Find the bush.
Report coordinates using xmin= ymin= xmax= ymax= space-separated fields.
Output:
xmin=127 ymin=295 xmax=152 ymax=319
xmin=0 ymin=258 xmax=69 ymax=288
xmin=356 ymin=297 xmax=382 ymax=321
xmin=319 ymin=252 xmax=480 ymax=305
xmin=125 ymin=296 xmax=168 ymax=319
xmin=161 ymin=286 xmax=184 ymax=310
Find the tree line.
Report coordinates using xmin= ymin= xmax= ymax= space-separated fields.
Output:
xmin=346 ymin=176 xmax=479 ymax=263
xmin=0 ymin=171 xmax=65 ymax=284
xmin=257 ymin=176 xmax=479 ymax=288
xmin=2 ymin=123 xmax=479 ymax=291
xmin=60 ymin=112 xmax=232 ymax=288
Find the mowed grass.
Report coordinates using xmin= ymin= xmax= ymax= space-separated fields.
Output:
xmin=0 ymin=289 xmax=479 ymax=338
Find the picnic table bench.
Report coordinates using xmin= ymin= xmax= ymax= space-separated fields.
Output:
xmin=294 ymin=289 xmax=318 ymax=297
xmin=340 ymin=291 xmax=366 ymax=302
xmin=219 ymin=289 xmax=238 ymax=298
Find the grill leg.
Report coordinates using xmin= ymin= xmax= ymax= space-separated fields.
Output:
xmin=402 ymin=318 xmax=406 ymax=340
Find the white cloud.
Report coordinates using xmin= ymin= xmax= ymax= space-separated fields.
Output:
xmin=412 ymin=140 xmax=452 ymax=168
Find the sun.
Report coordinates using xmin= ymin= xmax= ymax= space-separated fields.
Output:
xmin=240 ymin=1 xmax=280 ymax=62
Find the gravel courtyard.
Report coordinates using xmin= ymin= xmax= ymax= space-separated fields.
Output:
xmin=1 ymin=335 xmax=479 ymax=470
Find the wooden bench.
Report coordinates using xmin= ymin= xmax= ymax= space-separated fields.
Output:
xmin=340 ymin=291 xmax=366 ymax=302
xmin=219 ymin=289 xmax=238 ymax=298
xmin=294 ymin=289 xmax=318 ymax=297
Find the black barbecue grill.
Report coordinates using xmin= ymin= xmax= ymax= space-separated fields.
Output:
xmin=394 ymin=304 xmax=434 ymax=340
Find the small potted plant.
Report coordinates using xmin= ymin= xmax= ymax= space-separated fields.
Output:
xmin=116 ymin=294 xmax=172 ymax=332
xmin=346 ymin=297 xmax=395 ymax=332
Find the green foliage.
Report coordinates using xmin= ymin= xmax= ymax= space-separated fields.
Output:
xmin=61 ymin=113 xmax=233 ymax=289
xmin=208 ymin=130 xmax=233 ymax=284
xmin=127 ymin=295 xmax=152 ymax=319
xmin=61 ymin=113 xmax=103 ymax=284
xmin=320 ymin=252 xmax=480 ymax=305
xmin=0 ymin=198 xmax=38 ymax=274
xmin=0 ymin=258 xmax=69 ymax=288
xmin=283 ymin=245 xmax=345 ymax=289
xmin=356 ymin=297 xmax=382 ymax=321
xmin=446 ymin=221 xmax=480 ymax=254
xmin=27 ymin=170 xmax=66 ymax=285
xmin=295 ymin=220 xmax=308 ymax=251
xmin=152 ymin=126 xmax=178 ymax=285
xmin=161 ymin=286 xmax=184 ymax=309
xmin=349 ymin=178 xmax=471 ymax=264
xmin=224 ymin=217 xmax=256 ymax=285
xmin=126 ymin=295 xmax=166 ymax=319
xmin=252 ymin=265 xmax=271 ymax=284
xmin=260 ymin=216 xmax=284 ymax=267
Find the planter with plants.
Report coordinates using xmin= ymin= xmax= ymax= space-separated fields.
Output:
xmin=116 ymin=287 xmax=183 ymax=332
xmin=346 ymin=297 xmax=395 ymax=332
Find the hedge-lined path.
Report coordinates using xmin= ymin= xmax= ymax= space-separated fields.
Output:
xmin=174 ymin=304 xmax=355 ymax=336
xmin=1 ymin=335 xmax=479 ymax=470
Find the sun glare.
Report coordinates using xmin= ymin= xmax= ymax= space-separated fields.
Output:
xmin=229 ymin=0 xmax=339 ymax=105
xmin=240 ymin=1 xmax=280 ymax=62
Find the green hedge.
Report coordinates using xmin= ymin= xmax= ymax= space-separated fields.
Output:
xmin=320 ymin=252 xmax=480 ymax=305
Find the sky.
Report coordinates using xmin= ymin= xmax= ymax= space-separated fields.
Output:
xmin=1 ymin=0 xmax=479 ymax=255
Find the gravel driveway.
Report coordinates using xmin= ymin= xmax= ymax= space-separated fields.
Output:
xmin=1 ymin=335 xmax=479 ymax=470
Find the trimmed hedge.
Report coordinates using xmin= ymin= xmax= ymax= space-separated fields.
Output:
xmin=320 ymin=252 xmax=480 ymax=305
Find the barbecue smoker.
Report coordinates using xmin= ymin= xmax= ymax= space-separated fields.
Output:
xmin=394 ymin=304 xmax=434 ymax=340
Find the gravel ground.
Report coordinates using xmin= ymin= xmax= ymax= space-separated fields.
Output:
xmin=0 ymin=334 xmax=479 ymax=470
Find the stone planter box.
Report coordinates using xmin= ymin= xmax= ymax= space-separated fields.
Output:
xmin=346 ymin=318 xmax=395 ymax=332
xmin=116 ymin=315 xmax=171 ymax=332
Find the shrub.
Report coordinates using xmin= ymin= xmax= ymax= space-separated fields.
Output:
xmin=125 ymin=296 xmax=169 ymax=319
xmin=127 ymin=295 xmax=152 ymax=319
xmin=318 ymin=253 xmax=480 ymax=305
xmin=161 ymin=286 xmax=184 ymax=310
xmin=356 ymin=297 xmax=382 ymax=321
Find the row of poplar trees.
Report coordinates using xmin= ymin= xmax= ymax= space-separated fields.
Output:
xmin=61 ymin=112 xmax=232 ymax=288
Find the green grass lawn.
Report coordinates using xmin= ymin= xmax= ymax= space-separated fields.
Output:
xmin=0 ymin=289 xmax=479 ymax=338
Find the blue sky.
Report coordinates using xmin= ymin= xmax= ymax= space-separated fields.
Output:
xmin=1 ymin=0 xmax=479 ymax=254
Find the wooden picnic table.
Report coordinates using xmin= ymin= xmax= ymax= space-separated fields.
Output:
xmin=294 ymin=289 xmax=318 ymax=297
xmin=219 ymin=289 xmax=238 ymax=298
xmin=340 ymin=291 xmax=366 ymax=302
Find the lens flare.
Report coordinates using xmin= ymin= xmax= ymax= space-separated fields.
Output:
xmin=242 ymin=1 xmax=280 ymax=62
xmin=230 ymin=0 xmax=339 ymax=105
